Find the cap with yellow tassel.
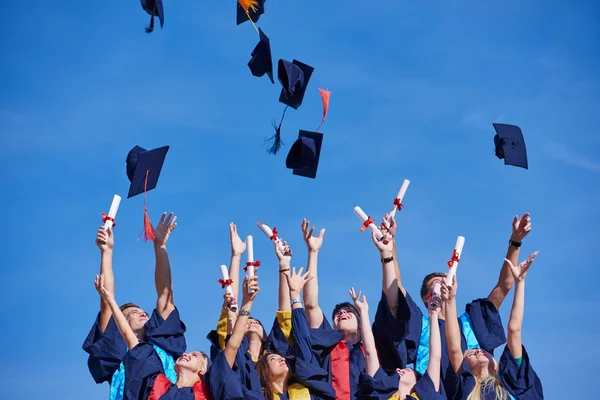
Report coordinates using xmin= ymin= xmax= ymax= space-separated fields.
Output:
xmin=126 ymin=145 xmax=170 ymax=242
xmin=237 ymin=0 xmax=265 ymax=30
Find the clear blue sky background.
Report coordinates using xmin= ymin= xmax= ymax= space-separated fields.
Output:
xmin=2 ymin=1 xmax=599 ymax=398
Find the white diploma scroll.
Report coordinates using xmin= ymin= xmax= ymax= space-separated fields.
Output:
xmin=445 ymin=236 xmax=465 ymax=286
xmin=220 ymin=264 xmax=238 ymax=312
xmin=388 ymin=179 xmax=410 ymax=219
xmin=246 ymin=235 xmax=256 ymax=294
xmin=430 ymin=282 xmax=442 ymax=309
xmin=103 ymin=194 xmax=121 ymax=229
xmin=353 ymin=206 xmax=384 ymax=240
xmin=256 ymin=221 xmax=286 ymax=253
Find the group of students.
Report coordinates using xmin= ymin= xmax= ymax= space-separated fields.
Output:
xmin=83 ymin=211 xmax=544 ymax=400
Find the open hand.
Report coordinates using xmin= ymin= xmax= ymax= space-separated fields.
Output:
xmin=229 ymin=223 xmax=246 ymax=256
xmin=506 ymin=251 xmax=538 ymax=282
xmin=349 ymin=287 xmax=368 ymax=315
xmin=153 ymin=212 xmax=177 ymax=247
xmin=94 ymin=274 xmax=114 ymax=301
xmin=284 ymin=267 xmax=313 ymax=295
xmin=301 ymin=219 xmax=325 ymax=252
xmin=511 ymin=213 xmax=532 ymax=242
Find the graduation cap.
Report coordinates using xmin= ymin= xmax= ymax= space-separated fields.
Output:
xmin=237 ymin=0 xmax=265 ymax=26
xmin=248 ymin=28 xmax=274 ymax=84
xmin=126 ymin=145 xmax=170 ymax=241
xmin=264 ymin=60 xmax=315 ymax=155
xmin=285 ymin=130 xmax=323 ymax=179
xmin=141 ymin=0 xmax=164 ymax=33
xmin=493 ymin=123 xmax=528 ymax=169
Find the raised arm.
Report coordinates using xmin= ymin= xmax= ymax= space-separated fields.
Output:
xmin=380 ymin=215 xmax=406 ymax=297
xmin=301 ymin=219 xmax=325 ymax=328
xmin=224 ymin=276 xmax=259 ymax=368
xmin=229 ymin=223 xmax=246 ymax=302
xmin=372 ymin=228 xmax=399 ymax=317
xmin=441 ymin=277 xmax=462 ymax=373
xmin=427 ymin=302 xmax=442 ymax=391
xmin=505 ymin=252 xmax=538 ymax=359
xmin=153 ymin=212 xmax=178 ymax=320
xmin=488 ymin=213 xmax=531 ymax=310
xmin=286 ymin=267 xmax=314 ymax=359
xmin=350 ymin=288 xmax=380 ymax=376
xmin=275 ymin=240 xmax=293 ymax=311
xmin=95 ymin=226 xmax=115 ymax=332
xmin=94 ymin=274 xmax=139 ymax=350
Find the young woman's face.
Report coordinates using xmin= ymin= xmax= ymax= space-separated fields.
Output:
xmin=245 ymin=318 xmax=265 ymax=340
xmin=396 ymin=368 xmax=417 ymax=390
xmin=267 ymin=353 xmax=289 ymax=377
xmin=464 ymin=349 xmax=495 ymax=373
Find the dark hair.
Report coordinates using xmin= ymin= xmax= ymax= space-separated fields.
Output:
xmin=419 ymin=273 xmax=445 ymax=305
xmin=255 ymin=352 xmax=277 ymax=400
xmin=119 ymin=303 xmax=141 ymax=312
xmin=331 ymin=302 xmax=360 ymax=325
xmin=248 ymin=317 xmax=268 ymax=344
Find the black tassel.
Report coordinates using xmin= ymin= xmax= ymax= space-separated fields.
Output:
xmin=145 ymin=15 xmax=155 ymax=33
xmin=264 ymin=106 xmax=288 ymax=155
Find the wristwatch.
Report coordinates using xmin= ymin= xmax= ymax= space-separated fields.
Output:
xmin=239 ymin=309 xmax=250 ymax=316
xmin=291 ymin=298 xmax=303 ymax=306
xmin=509 ymin=239 xmax=522 ymax=248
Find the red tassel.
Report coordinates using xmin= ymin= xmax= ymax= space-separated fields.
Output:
xmin=139 ymin=170 xmax=155 ymax=242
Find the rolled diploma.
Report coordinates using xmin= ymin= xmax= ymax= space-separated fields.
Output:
xmin=220 ymin=264 xmax=238 ymax=312
xmin=430 ymin=282 xmax=442 ymax=308
xmin=353 ymin=206 xmax=383 ymax=240
xmin=445 ymin=236 xmax=465 ymax=286
xmin=388 ymin=179 xmax=410 ymax=218
xmin=246 ymin=235 xmax=255 ymax=294
xmin=103 ymin=194 xmax=122 ymax=229
xmin=256 ymin=221 xmax=286 ymax=253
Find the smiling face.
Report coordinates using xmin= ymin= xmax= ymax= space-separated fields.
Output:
xmin=121 ymin=306 xmax=149 ymax=331
xmin=175 ymin=351 xmax=209 ymax=377
xmin=332 ymin=302 xmax=360 ymax=333
xmin=464 ymin=349 xmax=496 ymax=376
xmin=396 ymin=367 xmax=418 ymax=390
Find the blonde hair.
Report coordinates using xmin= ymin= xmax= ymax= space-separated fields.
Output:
xmin=464 ymin=351 xmax=510 ymax=400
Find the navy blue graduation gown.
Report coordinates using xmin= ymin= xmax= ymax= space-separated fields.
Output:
xmin=205 ymin=351 xmax=247 ymax=400
xmin=123 ymin=342 xmax=211 ymax=400
xmin=410 ymin=372 xmax=447 ymax=400
xmin=82 ymin=308 xmax=187 ymax=384
xmin=357 ymin=368 xmax=400 ymax=400
xmin=445 ymin=345 xmax=543 ymax=400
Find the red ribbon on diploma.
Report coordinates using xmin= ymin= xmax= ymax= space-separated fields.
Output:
xmin=361 ymin=217 xmax=374 ymax=232
xmin=447 ymin=250 xmax=460 ymax=268
xmin=393 ymin=198 xmax=403 ymax=211
xmin=218 ymin=279 xmax=233 ymax=289
xmin=270 ymin=228 xmax=279 ymax=241
xmin=244 ymin=260 xmax=261 ymax=272
xmin=101 ymin=212 xmax=116 ymax=227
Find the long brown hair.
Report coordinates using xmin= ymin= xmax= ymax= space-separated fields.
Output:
xmin=255 ymin=352 xmax=278 ymax=400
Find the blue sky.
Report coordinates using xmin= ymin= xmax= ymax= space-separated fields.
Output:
xmin=1 ymin=0 xmax=599 ymax=398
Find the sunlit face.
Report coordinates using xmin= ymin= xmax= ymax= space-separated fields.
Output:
xmin=333 ymin=307 xmax=359 ymax=332
xmin=176 ymin=352 xmax=208 ymax=376
xmin=422 ymin=275 xmax=445 ymax=305
xmin=245 ymin=318 xmax=265 ymax=340
xmin=122 ymin=307 xmax=149 ymax=331
xmin=266 ymin=353 xmax=289 ymax=378
xmin=464 ymin=349 xmax=495 ymax=375
xmin=396 ymin=367 xmax=417 ymax=390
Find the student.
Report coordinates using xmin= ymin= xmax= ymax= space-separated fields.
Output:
xmin=93 ymin=273 xmax=212 ymax=399
xmin=297 ymin=219 xmax=408 ymax=400
xmin=355 ymin=287 xmax=446 ymax=400
xmin=442 ymin=253 xmax=544 ymax=400
xmin=255 ymin=267 xmax=336 ymax=400
xmin=380 ymin=214 xmax=533 ymax=377
xmin=83 ymin=213 xmax=187 ymax=400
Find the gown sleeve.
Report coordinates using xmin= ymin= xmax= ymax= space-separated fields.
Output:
xmin=464 ymin=298 xmax=506 ymax=353
xmin=309 ymin=315 xmax=345 ymax=369
xmin=145 ymin=307 xmax=187 ymax=359
xmin=82 ymin=313 xmax=127 ymax=384
xmin=372 ymin=289 xmax=410 ymax=370
xmin=123 ymin=342 xmax=164 ymax=400
xmin=357 ymin=367 xmax=400 ymax=400
xmin=267 ymin=310 xmax=294 ymax=356
xmin=206 ymin=350 xmax=246 ymax=400
xmin=412 ymin=372 xmax=447 ymax=400
xmin=499 ymin=345 xmax=544 ymax=400
xmin=402 ymin=292 xmax=424 ymax=365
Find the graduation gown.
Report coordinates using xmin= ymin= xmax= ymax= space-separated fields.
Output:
xmin=82 ymin=308 xmax=187 ymax=387
xmin=358 ymin=369 xmax=447 ymax=400
xmin=268 ymin=292 xmax=404 ymax=400
xmin=445 ymin=345 xmax=543 ymax=400
xmin=123 ymin=342 xmax=212 ymax=400
xmin=402 ymin=290 xmax=506 ymax=377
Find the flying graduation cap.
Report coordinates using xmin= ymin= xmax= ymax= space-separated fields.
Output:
xmin=141 ymin=0 xmax=164 ymax=33
xmin=248 ymin=28 xmax=274 ymax=84
xmin=126 ymin=145 xmax=170 ymax=241
xmin=285 ymin=89 xmax=330 ymax=179
xmin=265 ymin=59 xmax=315 ymax=155
xmin=237 ymin=0 xmax=265 ymax=28
xmin=493 ymin=123 xmax=528 ymax=169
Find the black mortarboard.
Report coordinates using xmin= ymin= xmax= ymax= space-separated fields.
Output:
xmin=248 ymin=28 xmax=274 ymax=84
xmin=126 ymin=145 xmax=170 ymax=198
xmin=141 ymin=0 xmax=164 ymax=33
xmin=237 ymin=0 xmax=265 ymax=26
xmin=278 ymin=59 xmax=314 ymax=110
xmin=285 ymin=130 xmax=323 ymax=179
xmin=493 ymin=123 xmax=528 ymax=169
